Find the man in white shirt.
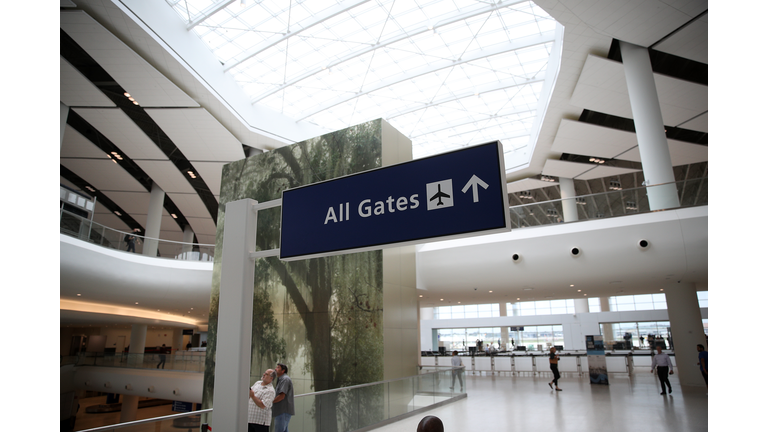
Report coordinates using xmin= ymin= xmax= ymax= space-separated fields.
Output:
xmin=248 ymin=369 xmax=277 ymax=431
xmin=449 ymin=351 xmax=464 ymax=391
xmin=650 ymin=346 xmax=673 ymax=395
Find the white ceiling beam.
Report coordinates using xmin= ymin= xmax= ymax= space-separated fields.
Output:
xmin=186 ymin=0 xmax=236 ymax=30
xmin=250 ymin=0 xmax=530 ymax=104
xmin=223 ymin=0 xmax=373 ymax=72
xmin=295 ymin=31 xmax=555 ymax=121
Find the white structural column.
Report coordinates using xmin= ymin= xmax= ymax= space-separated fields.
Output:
xmin=574 ymin=297 xmax=589 ymax=314
xmin=619 ymin=41 xmax=680 ymax=211
xmin=212 ymin=199 xmax=258 ymax=432
xmin=143 ymin=182 xmax=166 ymax=257
xmin=499 ymin=302 xmax=509 ymax=350
xmin=599 ymin=298 xmax=613 ymax=342
xmin=559 ymin=178 xmax=578 ymax=222
xmin=182 ymin=225 xmax=195 ymax=255
xmin=172 ymin=328 xmax=184 ymax=354
xmin=121 ymin=324 xmax=147 ymax=423
xmin=61 ymin=102 xmax=69 ymax=149
xmin=664 ymin=283 xmax=707 ymax=387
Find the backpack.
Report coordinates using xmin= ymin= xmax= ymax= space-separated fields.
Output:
xmin=124 ymin=234 xmax=131 ymax=242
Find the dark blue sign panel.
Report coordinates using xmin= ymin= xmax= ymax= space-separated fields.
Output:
xmin=280 ymin=141 xmax=510 ymax=261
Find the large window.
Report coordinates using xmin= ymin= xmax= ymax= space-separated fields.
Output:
xmin=436 ymin=327 xmax=502 ymax=351
xmin=697 ymin=291 xmax=708 ymax=308
xmin=600 ymin=321 xmax=676 ymax=349
xmin=509 ymin=325 xmax=563 ymax=349
xmin=507 ymin=299 xmax=574 ymax=316
xmin=433 ymin=303 xmax=500 ymax=319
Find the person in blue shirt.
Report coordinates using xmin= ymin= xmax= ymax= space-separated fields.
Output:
xmin=697 ymin=344 xmax=708 ymax=389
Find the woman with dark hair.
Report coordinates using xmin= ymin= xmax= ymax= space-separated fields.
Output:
xmin=548 ymin=347 xmax=562 ymax=391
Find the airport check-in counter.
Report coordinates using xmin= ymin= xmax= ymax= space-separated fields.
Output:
xmin=421 ymin=350 xmax=676 ymax=376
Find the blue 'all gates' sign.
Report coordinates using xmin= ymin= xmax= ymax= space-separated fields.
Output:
xmin=279 ymin=141 xmax=510 ymax=261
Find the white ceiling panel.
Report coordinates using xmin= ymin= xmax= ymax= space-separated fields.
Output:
xmin=551 ymin=119 xmax=637 ymax=158
xmin=677 ymin=112 xmax=707 ymax=133
xmin=184 ymin=216 xmax=218 ymax=238
xmin=134 ymin=160 xmax=196 ymax=194
xmin=61 ymin=159 xmax=147 ymax=192
xmin=654 ymin=13 xmax=707 ymax=64
xmin=73 ymin=108 xmax=168 ymax=160
xmin=191 ymin=161 xmax=227 ymax=197
xmin=145 ymin=108 xmax=245 ymax=162
xmin=167 ymin=192 xmax=213 ymax=221
xmin=506 ymin=178 xmax=558 ymax=194
xmin=570 ymin=55 xmax=707 ymax=132
xmin=618 ymin=139 xmax=707 ymax=166
xmin=60 ymin=10 xmax=199 ymax=108
xmin=105 ymin=191 xmax=152 ymax=215
xmin=574 ymin=165 xmax=641 ymax=181
xmin=91 ymin=211 xmax=131 ymax=232
xmin=60 ymin=57 xmax=115 ymax=107
xmin=61 ymin=125 xmax=110 ymax=159
xmin=541 ymin=159 xmax=597 ymax=179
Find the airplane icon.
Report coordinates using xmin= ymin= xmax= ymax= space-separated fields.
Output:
xmin=429 ymin=184 xmax=451 ymax=206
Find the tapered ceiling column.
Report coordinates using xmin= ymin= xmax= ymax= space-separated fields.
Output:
xmin=143 ymin=182 xmax=165 ymax=257
xmin=121 ymin=324 xmax=147 ymax=423
xmin=664 ymin=283 xmax=707 ymax=386
xmin=619 ymin=41 xmax=680 ymax=211
xmin=61 ymin=102 xmax=69 ymax=150
xmin=559 ymin=177 xmax=578 ymax=222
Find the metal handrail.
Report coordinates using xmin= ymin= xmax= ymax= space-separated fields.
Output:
xmin=509 ymin=177 xmax=707 ymax=210
xmin=77 ymin=408 xmax=212 ymax=432
xmin=294 ymin=367 xmax=456 ymax=398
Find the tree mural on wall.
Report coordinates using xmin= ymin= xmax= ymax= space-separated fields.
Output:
xmin=203 ymin=120 xmax=385 ymax=431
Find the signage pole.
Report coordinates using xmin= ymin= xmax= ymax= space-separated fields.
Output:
xmin=212 ymin=199 xmax=258 ymax=432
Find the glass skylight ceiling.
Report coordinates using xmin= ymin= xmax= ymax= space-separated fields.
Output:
xmin=166 ymin=0 xmax=559 ymax=166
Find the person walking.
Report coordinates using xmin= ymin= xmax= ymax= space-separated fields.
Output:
xmin=248 ymin=369 xmax=276 ymax=432
xmin=157 ymin=344 xmax=167 ymax=369
xmin=651 ymin=346 xmax=673 ymax=395
xmin=272 ymin=363 xmax=295 ymax=432
xmin=548 ymin=347 xmax=562 ymax=391
xmin=449 ymin=350 xmax=464 ymax=391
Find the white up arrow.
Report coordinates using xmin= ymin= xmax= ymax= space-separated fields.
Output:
xmin=461 ymin=175 xmax=489 ymax=202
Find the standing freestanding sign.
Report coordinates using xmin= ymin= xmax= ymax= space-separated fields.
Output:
xmin=280 ymin=141 xmax=510 ymax=261
xmin=586 ymin=335 xmax=609 ymax=385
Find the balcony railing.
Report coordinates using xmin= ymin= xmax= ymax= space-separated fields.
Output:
xmin=508 ymin=177 xmax=707 ymax=229
xmin=75 ymin=367 xmax=465 ymax=432
xmin=59 ymin=209 xmax=214 ymax=261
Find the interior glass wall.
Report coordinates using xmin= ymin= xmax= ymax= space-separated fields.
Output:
xmin=509 ymin=325 xmax=564 ymax=350
xmin=435 ymin=327 xmax=502 ymax=351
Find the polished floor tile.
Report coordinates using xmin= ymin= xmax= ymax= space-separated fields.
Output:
xmin=371 ymin=373 xmax=708 ymax=432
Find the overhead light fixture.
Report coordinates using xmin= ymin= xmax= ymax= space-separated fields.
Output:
xmin=171 ymin=214 xmax=178 ymax=219
xmin=609 ymin=180 xmax=622 ymax=190
xmin=589 ymin=157 xmax=605 ymax=164
xmin=546 ymin=208 xmax=558 ymax=217
xmin=625 ymin=201 xmax=638 ymax=210
xmin=519 ymin=190 xmax=534 ymax=200
xmin=114 ymin=211 xmax=122 ymax=216
xmin=576 ymin=197 xmax=586 ymax=205
xmin=541 ymin=175 xmax=556 ymax=182
xmin=124 ymin=92 xmax=131 ymax=97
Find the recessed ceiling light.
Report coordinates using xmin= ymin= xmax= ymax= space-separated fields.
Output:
xmin=489 ymin=290 xmax=493 ymax=293
xmin=124 ymin=92 xmax=131 ymax=97
xmin=135 ymin=302 xmax=139 ymax=304
xmin=440 ymin=299 xmax=444 ymax=301
xmin=419 ymin=295 xmax=423 ymax=298
xmin=577 ymin=290 xmax=581 ymax=292
xmin=77 ymin=293 xmax=81 ymax=296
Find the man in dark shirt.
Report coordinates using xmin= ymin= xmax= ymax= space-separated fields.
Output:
xmin=697 ymin=344 xmax=708 ymax=389
xmin=272 ymin=363 xmax=295 ymax=432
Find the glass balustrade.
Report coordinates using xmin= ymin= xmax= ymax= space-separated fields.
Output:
xmin=59 ymin=209 xmax=214 ymax=261
xmin=72 ymin=352 xmax=206 ymax=373
xmin=509 ymin=178 xmax=707 ymax=229
xmin=77 ymin=409 xmax=212 ymax=432
xmin=74 ymin=368 xmax=464 ymax=432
